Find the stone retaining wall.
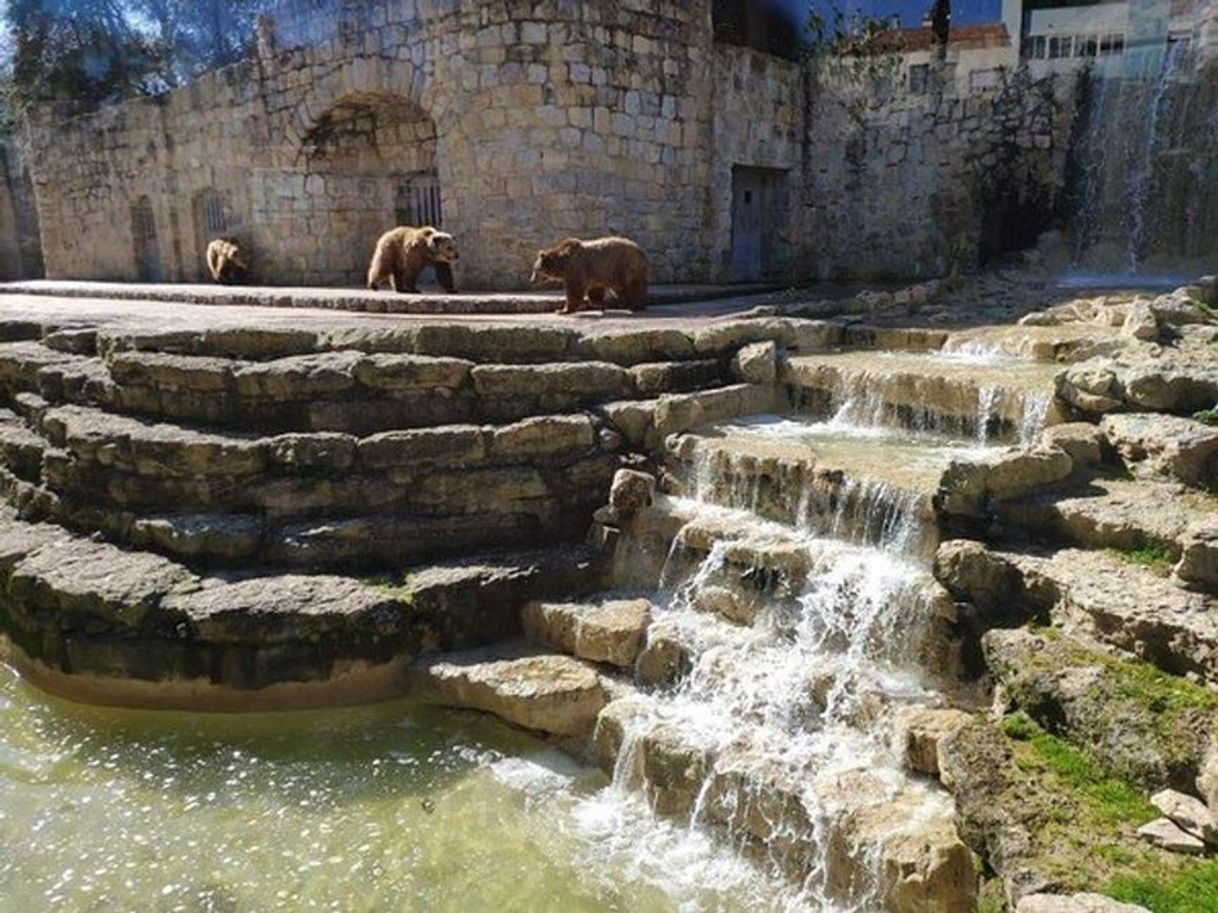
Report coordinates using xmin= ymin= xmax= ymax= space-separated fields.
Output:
xmin=19 ymin=0 xmax=1072 ymax=288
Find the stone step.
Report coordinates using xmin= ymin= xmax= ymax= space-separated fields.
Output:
xmin=592 ymin=699 xmax=977 ymax=911
xmin=0 ymin=340 xmax=742 ymax=434
xmin=406 ymin=642 xmax=609 ymax=737
xmin=662 ymin=418 xmax=1072 ymax=558
xmin=782 ymin=349 xmax=1065 ymax=443
xmin=1002 ymin=473 xmax=1217 ymax=592
xmin=521 ymin=596 xmax=652 ymax=669
xmin=1100 ymin=413 xmax=1218 ymax=489
xmin=0 ymin=310 xmax=839 ymax=368
xmin=0 ymin=507 xmax=600 ymax=708
xmin=935 ymin=540 xmax=1218 ymax=684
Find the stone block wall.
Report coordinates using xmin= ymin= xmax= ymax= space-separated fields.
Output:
xmin=19 ymin=0 xmax=1075 ymax=288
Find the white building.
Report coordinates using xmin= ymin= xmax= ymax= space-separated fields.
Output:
xmin=1001 ymin=0 xmax=1218 ymax=76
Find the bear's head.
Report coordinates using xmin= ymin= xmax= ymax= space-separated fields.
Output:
xmin=427 ymin=231 xmax=460 ymax=263
xmin=530 ymin=239 xmax=581 ymax=284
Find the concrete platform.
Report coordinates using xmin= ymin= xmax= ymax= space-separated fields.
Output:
xmin=0 ymin=279 xmax=786 ymax=315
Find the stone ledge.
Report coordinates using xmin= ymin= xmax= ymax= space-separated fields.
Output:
xmin=0 ymin=508 xmax=602 ymax=706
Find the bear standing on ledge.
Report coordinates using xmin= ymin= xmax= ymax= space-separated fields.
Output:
xmin=205 ymin=237 xmax=252 ymax=284
xmin=366 ymin=226 xmax=459 ymax=293
xmin=530 ymin=236 xmax=650 ymax=314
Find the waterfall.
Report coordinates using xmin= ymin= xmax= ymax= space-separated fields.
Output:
xmin=1069 ymin=46 xmax=1218 ymax=275
xmin=1126 ymin=41 xmax=1191 ymax=272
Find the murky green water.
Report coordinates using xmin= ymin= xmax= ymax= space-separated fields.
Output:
xmin=0 ymin=663 xmax=801 ymax=913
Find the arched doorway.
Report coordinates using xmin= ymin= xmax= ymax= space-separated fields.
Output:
xmin=130 ymin=196 xmax=162 ymax=282
xmin=294 ymin=91 xmax=441 ymax=286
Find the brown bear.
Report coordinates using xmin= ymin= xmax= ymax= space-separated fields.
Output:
xmin=366 ymin=226 xmax=459 ymax=293
xmin=530 ymin=236 xmax=650 ymax=314
xmin=205 ymin=236 xmax=252 ymax=284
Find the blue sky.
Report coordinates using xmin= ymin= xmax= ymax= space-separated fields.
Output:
xmin=793 ymin=0 xmax=1003 ymax=27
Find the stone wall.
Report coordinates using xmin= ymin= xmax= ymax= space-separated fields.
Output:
xmin=0 ymin=141 xmax=43 ymax=281
xmin=18 ymin=0 xmax=1074 ymax=288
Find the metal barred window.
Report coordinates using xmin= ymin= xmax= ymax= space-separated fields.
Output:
xmin=394 ymin=172 xmax=442 ymax=228
xmin=201 ymin=190 xmax=226 ymax=235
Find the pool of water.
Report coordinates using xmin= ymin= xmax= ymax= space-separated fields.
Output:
xmin=0 ymin=663 xmax=806 ymax=913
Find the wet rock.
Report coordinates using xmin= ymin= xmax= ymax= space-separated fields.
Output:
xmin=407 ymin=646 xmax=606 ymax=737
xmin=899 ymin=707 xmax=974 ymax=778
xmin=1016 ymin=894 xmax=1151 ymax=913
xmin=1057 ymin=363 xmax=1125 ymax=414
xmin=608 ymin=468 xmax=655 ymax=518
xmin=1101 ymin=413 xmax=1218 ymax=487
xmin=938 ymin=446 xmax=1073 ymax=518
xmin=1041 ymin=423 xmax=1105 ymax=468
xmin=652 ymin=384 xmax=777 ymax=439
xmin=1136 ymin=817 xmax=1206 ymax=854
xmin=933 ymin=539 xmax=1030 ymax=619
xmin=1176 ymin=520 xmax=1218 ymax=591
xmin=597 ymin=399 xmax=658 ymax=450
xmin=592 ymin=694 xmax=653 ymax=773
xmin=521 ymin=597 xmax=651 ymax=669
xmin=634 ymin=617 xmax=692 ymax=686
xmin=731 ymin=340 xmax=778 ymax=385
xmin=983 ymin=627 xmax=1218 ymax=790
xmin=1150 ymin=788 xmax=1218 ymax=845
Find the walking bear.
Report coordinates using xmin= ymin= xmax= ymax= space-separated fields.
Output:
xmin=205 ymin=237 xmax=252 ymax=284
xmin=530 ymin=236 xmax=650 ymax=314
xmin=367 ymin=226 xmax=459 ymax=293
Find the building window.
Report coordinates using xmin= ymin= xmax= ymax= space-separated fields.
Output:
xmin=1100 ymin=33 xmax=1125 ymax=56
xmin=908 ymin=63 xmax=929 ymax=95
xmin=395 ymin=171 xmax=442 ymax=228
xmin=1075 ymin=34 xmax=1098 ymax=57
xmin=1024 ymin=35 xmax=1048 ymax=59
xmin=1048 ymin=36 xmax=1073 ymax=59
xmin=199 ymin=189 xmax=226 ymax=235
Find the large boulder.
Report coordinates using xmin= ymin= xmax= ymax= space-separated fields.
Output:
xmin=1017 ymin=894 xmax=1150 ymax=913
xmin=1101 ymin=412 xmax=1218 ymax=486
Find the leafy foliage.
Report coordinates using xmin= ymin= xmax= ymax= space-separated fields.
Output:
xmin=1 ymin=0 xmax=269 ymax=115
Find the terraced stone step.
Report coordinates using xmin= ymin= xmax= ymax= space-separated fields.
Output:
xmin=0 ymin=311 xmax=845 ymax=368
xmin=521 ymin=596 xmax=652 ymax=669
xmin=406 ymin=643 xmax=609 ymax=737
xmin=662 ymin=417 xmax=1075 ymax=556
xmin=935 ymin=540 xmax=1218 ymax=683
xmin=782 ymin=349 xmax=1064 ymax=442
xmin=1003 ymin=473 xmax=1218 ymax=591
xmin=0 ymin=508 xmax=600 ymax=708
xmin=0 ymin=342 xmax=742 ymax=434
xmin=592 ymin=699 xmax=977 ymax=911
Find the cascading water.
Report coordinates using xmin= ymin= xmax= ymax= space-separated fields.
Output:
xmin=1067 ymin=45 xmax=1218 ymax=276
xmin=592 ymin=409 xmax=976 ymax=910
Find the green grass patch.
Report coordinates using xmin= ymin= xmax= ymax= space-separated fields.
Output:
xmin=1195 ymin=407 xmax=1218 ymax=428
xmin=1105 ymin=543 xmax=1175 ymax=577
xmin=362 ymin=573 xmax=416 ymax=605
xmin=1108 ymin=860 xmax=1218 ymax=913
xmin=1001 ymin=711 xmax=1156 ymax=825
